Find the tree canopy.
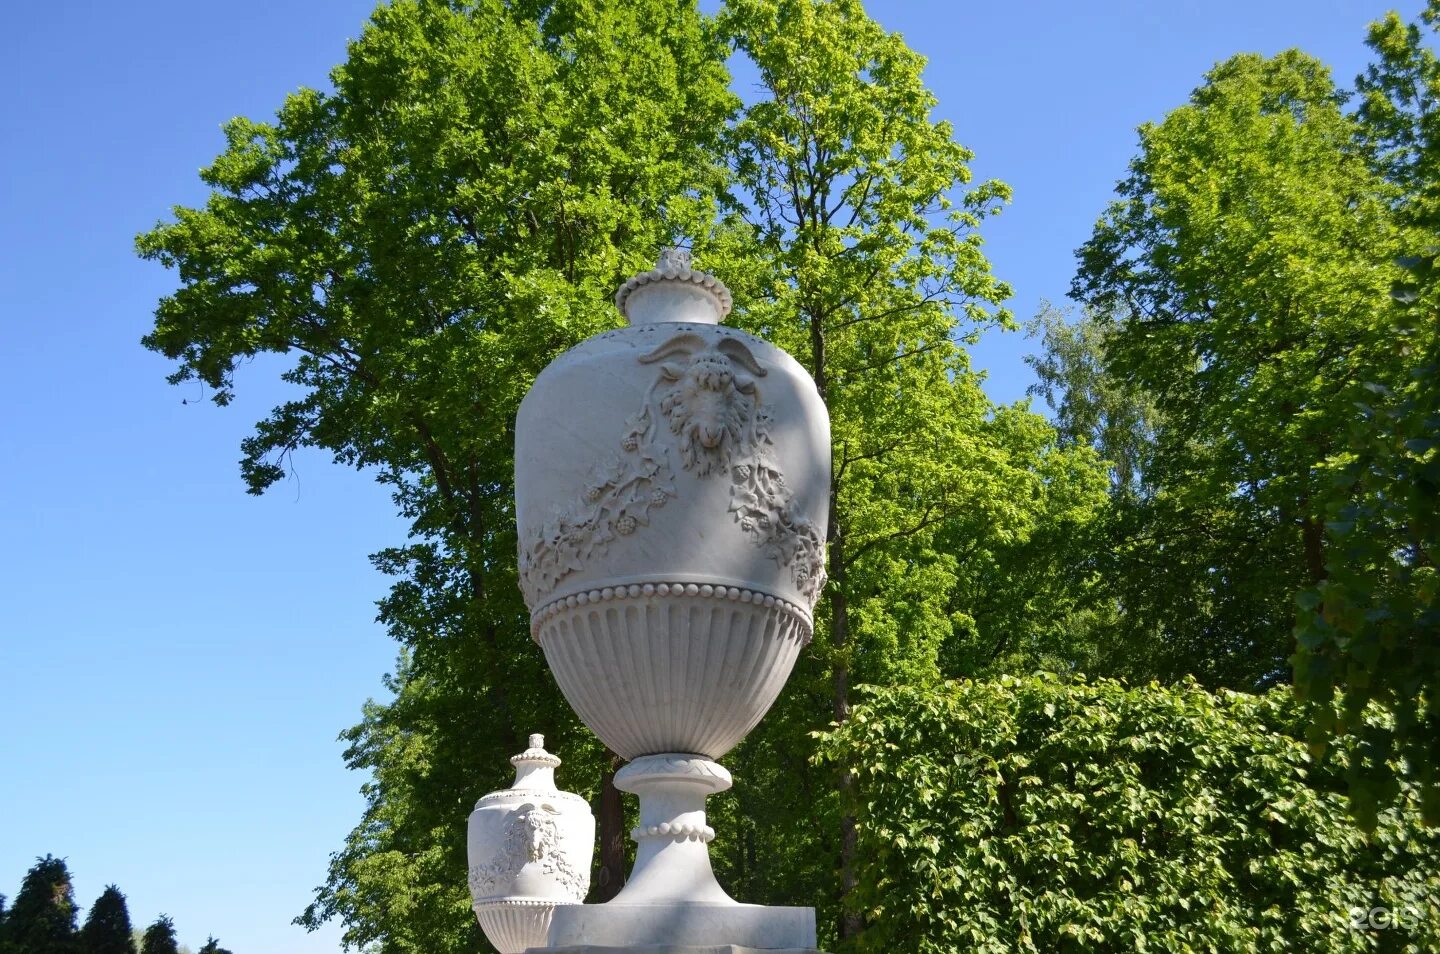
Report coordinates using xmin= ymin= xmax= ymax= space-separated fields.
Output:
xmin=1067 ymin=14 xmax=1439 ymax=824
xmin=1294 ymin=0 xmax=1440 ymax=828
xmin=138 ymin=917 xmax=178 ymax=954
xmin=79 ymin=887 xmax=135 ymax=954
xmin=4 ymin=857 xmax=78 ymax=954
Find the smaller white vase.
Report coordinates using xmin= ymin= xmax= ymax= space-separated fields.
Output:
xmin=466 ymin=734 xmax=594 ymax=953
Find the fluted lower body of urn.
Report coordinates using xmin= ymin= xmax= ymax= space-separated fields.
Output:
xmin=473 ymin=902 xmax=561 ymax=954
xmin=532 ymin=583 xmax=810 ymax=760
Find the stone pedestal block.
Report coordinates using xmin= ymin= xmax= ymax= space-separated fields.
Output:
xmin=533 ymin=946 xmax=826 ymax=954
xmin=540 ymin=904 xmax=817 ymax=950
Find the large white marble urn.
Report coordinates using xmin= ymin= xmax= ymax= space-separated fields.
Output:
xmin=515 ymin=250 xmax=830 ymax=761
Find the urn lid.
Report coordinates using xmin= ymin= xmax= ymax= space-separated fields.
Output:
xmin=614 ymin=247 xmax=733 ymax=326
xmin=471 ymin=732 xmax=587 ymax=809
xmin=507 ymin=733 xmax=561 ymax=791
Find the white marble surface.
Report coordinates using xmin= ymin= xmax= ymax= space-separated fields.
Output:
xmin=534 ymin=947 xmax=825 ymax=953
xmin=516 ymin=318 xmax=831 ymax=615
xmin=468 ymin=735 xmax=595 ymax=953
xmin=537 ymin=590 xmax=808 ymax=761
xmin=515 ymin=253 xmax=830 ymax=763
xmin=541 ymin=903 xmax=818 ymax=950
xmin=609 ymin=755 xmax=732 ymax=906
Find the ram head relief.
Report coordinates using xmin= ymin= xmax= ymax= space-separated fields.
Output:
xmin=639 ymin=333 xmax=769 ymax=477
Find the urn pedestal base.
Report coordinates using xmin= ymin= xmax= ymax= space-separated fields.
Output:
xmin=538 ymin=904 xmax=818 ymax=951
xmin=538 ymin=754 xmax=818 ymax=951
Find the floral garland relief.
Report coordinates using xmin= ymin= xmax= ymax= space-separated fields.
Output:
xmin=519 ymin=401 xmax=676 ymax=605
xmin=519 ymin=331 xmax=826 ymax=606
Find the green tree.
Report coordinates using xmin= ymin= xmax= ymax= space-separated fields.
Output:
xmin=138 ymin=0 xmax=737 ymax=950
xmin=195 ymin=937 xmax=232 ymax=954
xmin=1070 ymin=20 xmax=1440 ymax=824
xmin=1073 ymin=50 xmax=1416 ymax=694
xmin=718 ymin=0 xmax=1011 ymax=936
xmin=79 ymin=886 xmax=135 ymax=954
xmin=6 ymin=856 xmax=79 ymax=954
xmin=1025 ymin=303 xmax=1158 ymax=495
xmin=817 ymin=676 xmax=1440 ymax=953
xmin=933 ymin=402 xmax=1112 ymax=678
xmin=1288 ymin=2 xmax=1440 ymax=827
xmin=714 ymin=0 xmax=1109 ymax=940
xmin=1356 ymin=1 xmax=1440 ymax=209
xmin=1025 ymin=301 xmax=1291 ymax=688
xmin=138 ymin=917 xmax=178 ymax=954
xmin=1023 ymin=305 xmax=1190 ymax=684
xmin=141 ymin=0 xmax=1108 ymax=947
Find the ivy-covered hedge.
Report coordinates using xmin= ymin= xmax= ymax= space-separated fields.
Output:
xmin=815 ymin=676 xmax=1439 ymax=952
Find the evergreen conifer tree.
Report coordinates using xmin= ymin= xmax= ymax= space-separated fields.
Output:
xmin=195 ymin=937 xmax=232 ymax=954
xmin=6 ymin=856 xmax=79 ymax=954
xmin=138 ymin=916 xmax=178 ymax=954
xmin=80 ymin=886 xmax=136 ymax=954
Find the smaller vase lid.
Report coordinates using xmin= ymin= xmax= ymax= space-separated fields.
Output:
xmin=507 ymin=733 xmax=561 ymax=790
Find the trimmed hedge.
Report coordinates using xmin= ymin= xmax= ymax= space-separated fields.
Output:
xmin=816 ymin=676 xmax=1439 ymax=952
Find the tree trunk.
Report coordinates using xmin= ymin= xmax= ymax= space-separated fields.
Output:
xmin=1301 ymin=515 xmax=1327 ymax=586
xmin=594 ymin=751 xmax=626 ymax=901
xmin=829 ymin=525 xmax=862 ymax=940
xmin=807 ymin=299 xmax=861 ymax=940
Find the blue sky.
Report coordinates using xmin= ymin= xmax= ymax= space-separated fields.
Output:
xmin=0 ymin=1 xmax=1410 ymax=951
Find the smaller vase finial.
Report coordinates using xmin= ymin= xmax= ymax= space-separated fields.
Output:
xmin=657 ymin=246 xmax=692 ymax=271
xmin=509 ymin=732 xmax=561 ymax=790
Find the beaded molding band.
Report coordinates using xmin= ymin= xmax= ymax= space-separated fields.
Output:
xmin=478 ymin=789 xmax=590 ymax=804
xmin=630 ymin=822 xmax=716 ymax=844
xmin=529 ymin=580 xmax=813 ymax=644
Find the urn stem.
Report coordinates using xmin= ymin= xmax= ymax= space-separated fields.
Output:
xmin=609 ymin=753 xmax=734 ymax=906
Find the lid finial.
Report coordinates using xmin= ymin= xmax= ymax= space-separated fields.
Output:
xmin=511 ymin=733 xmax=561 ymax=769
xmin=656 ymin=247 xmax=692 ymax=271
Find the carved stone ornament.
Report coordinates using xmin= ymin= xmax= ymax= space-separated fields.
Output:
xmin=517 ymin=403 xmax=677 ymax=606
xmin=466 ymin=734 xmax=594 ymax=954
xmin=467 ymin=801 xmax=588 ymax=902
xmin=507 ymin=251 xmax=828 ymax=950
